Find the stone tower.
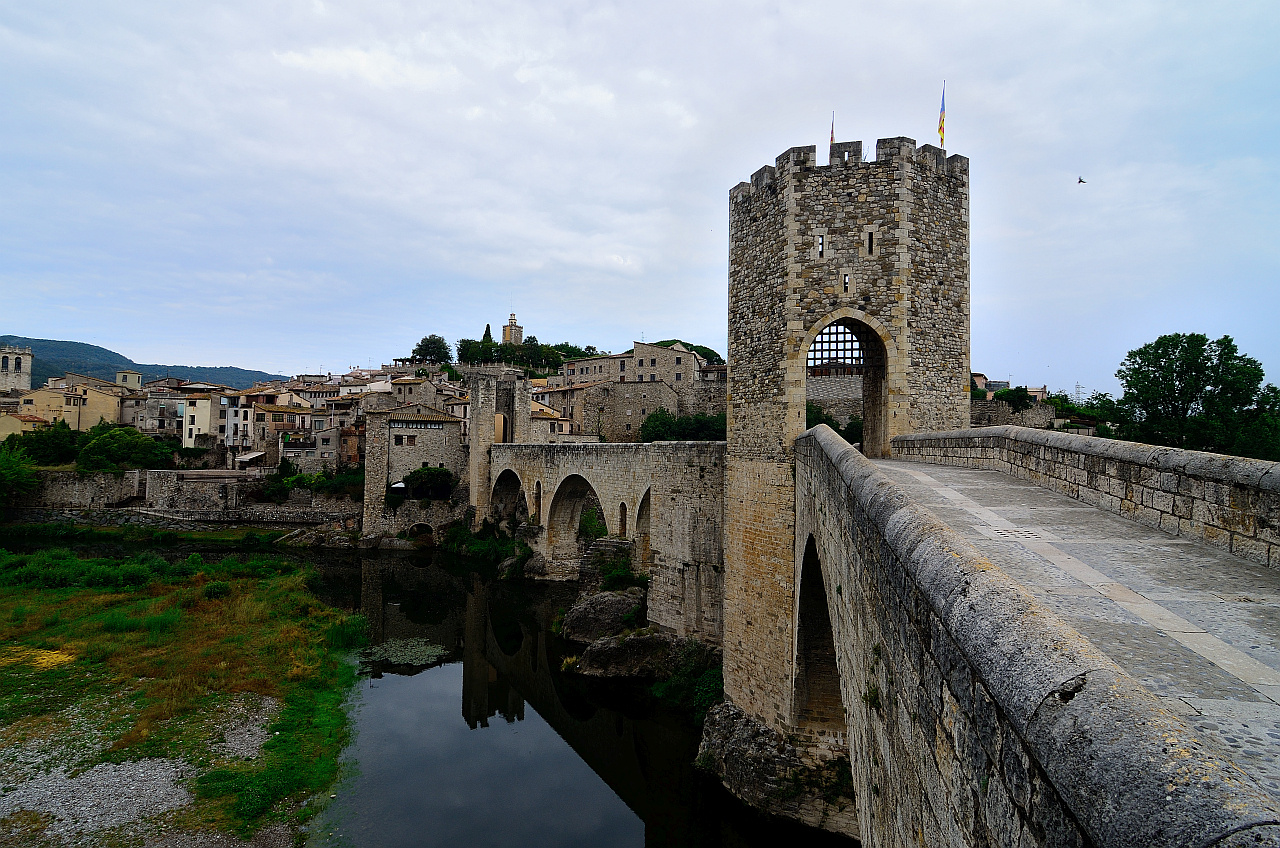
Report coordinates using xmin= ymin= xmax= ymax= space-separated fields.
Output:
xmin=722 ymin=137 xmax=970 ymax=733
xmin=0 ymin=345 xmax=32 ymax=393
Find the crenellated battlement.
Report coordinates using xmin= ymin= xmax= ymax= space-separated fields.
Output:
xmin=735 ymin=137 xmax=968 ymax=198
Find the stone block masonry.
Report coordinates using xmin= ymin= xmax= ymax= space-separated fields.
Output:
xmin=893 ymin=425 xmax=1280 ymax=570
xmin=490 ymin=441 xmax=725 ymax=642
xmin=724 ymin=136 xmax=970 ymax=731
xmin=774 ymin=425 xmax=1280 ymax=847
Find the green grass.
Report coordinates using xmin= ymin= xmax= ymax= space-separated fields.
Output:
xmin=0 ymin=547 xmax=367 ymax=837
xmin=0 ymin=523 xmax=285 ymax=550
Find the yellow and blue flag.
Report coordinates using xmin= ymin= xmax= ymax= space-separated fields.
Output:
xmin=938 ymin=82 xmax=946 ymax=148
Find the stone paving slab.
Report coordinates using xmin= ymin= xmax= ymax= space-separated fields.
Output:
xmin=875 ymin=459 xmax=1280 ymax=801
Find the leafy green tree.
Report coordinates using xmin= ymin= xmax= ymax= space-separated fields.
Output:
xmin=806 ymin=402 xmax=862 ymax=444
xmin=1113 ymin=333 xmax=1271 ymax=454
xmin=3 ymin=419 xmax=79 ymax=466
xmin=640 ymin=408 xmax=726 ymax=442
xmin=992 ymin=386 xmax=1035 ymax=414
xmin=971 ymin=387 xmax=989 ymax=401
xmin=652 ymin=339 xmax=725 ymax=365
xmin=77 ymin=428 xmax=172 ymax=472
xmin=411 ymin=334 xmax=452 ymax=364
xmin=0 ymin=445 xmax=38 ymax=504
xmin=481 ymin=324 xmax=494 ymax=343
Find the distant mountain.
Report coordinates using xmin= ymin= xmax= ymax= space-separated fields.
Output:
xmin=0 ymin=336 xmax=289 ymax=390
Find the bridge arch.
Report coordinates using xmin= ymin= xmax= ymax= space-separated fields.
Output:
xmin=635 ymin=488 xmax=652 ymax=567
xmin=799 ymin=307 xmax=897 ymax=457
xmin=406 ymin=522 xmax=434 ymax=545
xmin=491 ymin=468 xmax=530 ymax=526
xmin=546 ymin=474 xmax=607 ymax=570
xmin=792 ymin=535 xmax=844 ymax=731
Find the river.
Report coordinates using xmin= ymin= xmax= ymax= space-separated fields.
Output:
xmin=305 ymin=556 xmax=854 ymax=848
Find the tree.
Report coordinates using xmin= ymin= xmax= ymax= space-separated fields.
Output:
xmin=992 ymin=386 xmax=1035 ymax=414
xmin=411 ymin=334 xmax=452 ymax=364
xmin=0 ymin=445 xmax=38 ymax=504
xmin=481 ymin=324 xmax=494 ymax=344
xmin=3 ymin=419 xmax=78 ymax=466
xmin=1113 ymin=333 xmax=1270 ymax=453
xmin=640 ymin=408 xmax=726 ymax=442
xmin=77 ymin=428 xmax=171 ymax=472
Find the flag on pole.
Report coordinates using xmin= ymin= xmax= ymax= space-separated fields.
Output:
xmin=830 ymin=111 xmax=835 ymax=145
xmin=938 ymin=82 xmax=946 ymax=148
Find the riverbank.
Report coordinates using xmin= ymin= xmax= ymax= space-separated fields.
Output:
xmin=0 ymin=545 xmax=366 ymax=846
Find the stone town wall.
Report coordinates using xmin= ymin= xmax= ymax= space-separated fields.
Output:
xmin=18 ymin=470 xmax=144 ymax=508
xmin=11 ymin=469 xmax=360 ymax=526
xmin=970 ymin=399 xmax=1054 ymax=429
xmin=681 ymin=379 xmax=727 ymax=418
xmin=806 ymin=374 xmax=863 ymax=426
xmin=581 ymin=381 xmax=680 ymax=442
xmin=892 ymin=426 xmax=1280 ymax=569
xmin=784 ymin=425 xmax=1280 ymax=847
xmin=489 ymin=441 xmax=725 ymax=641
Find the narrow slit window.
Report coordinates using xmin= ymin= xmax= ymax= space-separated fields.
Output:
xmin=817 ymin=235 xmax=825 ymax=258
xmin=867 ymin=232 xmax=874 ymax=254
xmin=842 ymin=274 xmax=850 ymax=293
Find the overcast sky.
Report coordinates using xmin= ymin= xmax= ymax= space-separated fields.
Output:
xmin=2 ymin=1 xmax=1276 ymax=395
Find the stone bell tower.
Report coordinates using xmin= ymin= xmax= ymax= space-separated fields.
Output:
xmin=721 ymin=137 xmax=970 ymax=730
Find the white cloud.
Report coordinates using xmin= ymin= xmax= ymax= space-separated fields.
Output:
xmin=0 ymin=0 xmax=1277 ymax=390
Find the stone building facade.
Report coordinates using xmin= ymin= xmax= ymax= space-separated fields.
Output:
xmin=722 ymin=137 xmax=970 ymax=733
xmin=0 ymin=345 xmax=32 ymax=393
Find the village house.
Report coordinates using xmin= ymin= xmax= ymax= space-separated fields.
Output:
xmin=0 ymin=413 xmax=50 ymax=438
xmin=18 ymin=383 xmax=122 ymax=430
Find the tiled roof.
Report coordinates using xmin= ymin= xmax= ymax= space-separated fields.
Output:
xmin=7 ymin=414 xmax=49 ymax=423
xmin=254 ymin=404 xmax=313 ymax=414
xmin=533 ymin=379 xmax=611 ymax=395
xmin=389 ymin=411 xmax=463 ymax=424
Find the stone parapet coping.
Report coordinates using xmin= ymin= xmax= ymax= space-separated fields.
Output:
xmin=892 ymin=426 xmax=1280 ymax=569
xmin=804 ymin=425 xmax=1280 ymax=847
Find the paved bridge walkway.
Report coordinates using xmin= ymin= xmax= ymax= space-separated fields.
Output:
xmin=876 ymin=459 xmax=1280 ymax=802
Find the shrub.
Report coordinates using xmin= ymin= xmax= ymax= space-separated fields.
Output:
xmin=203 ymin=581 xmax=232 ymax=600
xmin=0 ymin=445 xmax=38 ymax=504
xmin=578 ymin=506 xmax=607 ymax=542
xmin=77 ymin=427 xmax=171 ymax=472
xmin=403 ymin=466 xmax=455 ymax=500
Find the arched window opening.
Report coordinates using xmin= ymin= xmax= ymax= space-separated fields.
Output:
xmin=619 ymin=502 xmax=628 ymax=538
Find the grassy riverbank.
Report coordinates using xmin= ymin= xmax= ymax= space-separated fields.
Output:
xmin=0 ymin=522 xmax=287 ymax=550
xmin=0 ymin=546 xmax=365 ymax=844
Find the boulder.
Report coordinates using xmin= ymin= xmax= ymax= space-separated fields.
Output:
xmin=577 ymin=632 xmax=682 ymax=678
xmin=560 ymin=587 xmax=645 ymax=643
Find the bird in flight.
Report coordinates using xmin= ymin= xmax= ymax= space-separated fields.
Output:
xmin=1078 ymin=177 xmax=1087 ymax=184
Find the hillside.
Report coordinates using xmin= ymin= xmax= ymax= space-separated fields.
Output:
xmin=0 ymin=336 xmax=288 ymax=390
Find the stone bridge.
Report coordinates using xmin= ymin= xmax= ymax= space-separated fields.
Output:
xmin=488 ymin=441 xmax=726 ymax=640
xmin=714 ymin=424 xmax=1280 ymax=847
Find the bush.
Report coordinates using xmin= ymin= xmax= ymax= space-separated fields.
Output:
xmin=640 ymin=408 xmax=726 ymax=442
xmin=992 ymin=386 xmax=1035 ymax=414
xmin=578 ymin=506 xmax=607 ymax=542
xmin=651 ymin=640 xmax=723 ymax=723
xmin=402 ymin=466 xmax=455 ymax=500
xmin=0 ymin=445 xmax=38 ymax=504
xmin=77 ymin=427 xmax=171 ymax=472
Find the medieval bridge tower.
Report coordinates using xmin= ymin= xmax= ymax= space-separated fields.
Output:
xmin=723 ymin=137 xmax=971 ymax=734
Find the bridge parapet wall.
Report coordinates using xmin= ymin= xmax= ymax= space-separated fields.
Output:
xmin=795 ymin=425 xmax=1280 ymax=847
xmin=893 ymin=426 xmax=1280 ymax=569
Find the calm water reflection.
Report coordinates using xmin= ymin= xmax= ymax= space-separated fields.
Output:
xmin=308 ymin=558 xmax=854 ymax=848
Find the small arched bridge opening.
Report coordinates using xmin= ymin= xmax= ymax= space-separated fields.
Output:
xmin=546 ymin=474 xmax=607 ymax=571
